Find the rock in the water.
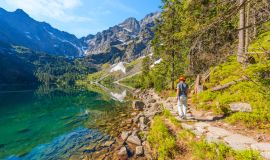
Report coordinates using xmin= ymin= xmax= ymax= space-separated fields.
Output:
xmin=118 ymin=146 xmax=128 ymax=159
xmin=135 ymin=146 xmax=144 ymax=156
xmin=121 ymin=131 xmax=131 ymax=141
xmin=229 ymin=102 xmax=252 ymax=112
xmin=127 ymin=135 xmax=142 ymax=145
xmin=133 ymin=100 xmax=145 ymax=111
xmin=103 ymin=140 xmax=115 ymax=147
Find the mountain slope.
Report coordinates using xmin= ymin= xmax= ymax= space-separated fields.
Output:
xmin=83 ymin=12 xmax=160 ymax=64
xmin=0 ymin=8 xmax=85 ymax=56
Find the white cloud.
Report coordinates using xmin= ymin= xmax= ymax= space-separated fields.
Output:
xmin=3 ymin=0 xmax=92 ymax=22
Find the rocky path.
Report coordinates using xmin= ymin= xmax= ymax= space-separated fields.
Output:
xmin=140 ymin=89 xmax=270 ymax=160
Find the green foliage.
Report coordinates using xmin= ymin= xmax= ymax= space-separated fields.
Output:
xmin=85 ymin=70 xmax=106 ymax=82
xmin=126 ymin=58 xmax=142 ymax=72
xmin=2 ymin=45 xmax=96 ymax=86
xmin=249 ymin=30 xmax=270 ymax=52
xmin=120 ymin=73 xmax=142 ymax=89
xmin=190 ymin=140 xmax=262 ymax=160
xmin=147 ymin=116 xmax=176 ymax=160
xmin=193 ymin=55 xmax=270 ymax=129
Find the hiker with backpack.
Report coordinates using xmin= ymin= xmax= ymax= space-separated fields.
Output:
xmin=177 ymin=76 xmax=189 ymax=119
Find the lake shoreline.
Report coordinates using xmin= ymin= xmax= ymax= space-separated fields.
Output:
xmin=71 ymin=89 xmax=163 ymax=160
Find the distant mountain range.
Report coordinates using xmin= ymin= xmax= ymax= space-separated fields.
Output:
xmin=0 ymin=8 xmax=160 ymax=62
xmin=0 ymin=8 xmax=85 ymax=57
xmin=83 ymin=12 xmax=160 ymax=63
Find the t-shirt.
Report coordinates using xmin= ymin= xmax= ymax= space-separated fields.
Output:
xmin=177 ymin=81 xmax=188 ymax=97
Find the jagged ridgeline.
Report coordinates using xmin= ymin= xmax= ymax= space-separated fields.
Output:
xmin=82 ymin=12 xmax=160 ymax=64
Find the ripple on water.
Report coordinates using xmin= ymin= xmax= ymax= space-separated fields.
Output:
xmin=6 ymin=127 xmax=110 ymax=160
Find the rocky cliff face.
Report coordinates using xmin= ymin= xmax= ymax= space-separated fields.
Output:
xmin=84 ymin=12 xmax=160 ymax=64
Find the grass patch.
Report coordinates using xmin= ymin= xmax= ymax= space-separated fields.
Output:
xmin=148 ymin=110 xmax=262 ymax=159
xmin=147 ymin=116 xmax=176 ymax=160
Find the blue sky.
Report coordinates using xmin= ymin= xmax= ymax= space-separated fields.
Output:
xmin=0 ymin=0 xmax=161 ymax=38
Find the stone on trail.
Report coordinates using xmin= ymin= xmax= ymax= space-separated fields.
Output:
xmin=194 ymin=122 xmax=210 ymax=128
xmin=261 ymin=152 xmax=270 ymax=160
xmin=148 ymin=99 xmax=156 ymax=103
xmin=135 ymin=146 xmax=144 ymax=156
xmin=229 ymin=102 xmax=252 ymax=112
xmin=207 ymin=126 xmax=231 ymax=137
xmin=166 ymin=97 xmax=177 ymax=103
xmin=206 ymin=132 xmax=221 ymax=143
xmin=251 ymin=143 xmax=270 ymax=152
xmin=224 ymin=134 xmax=256 ymax=150
xmin=127 ymin=135 xmax=142 ymax=145
xmin=133 ymin=100 xmax=145 ymax=111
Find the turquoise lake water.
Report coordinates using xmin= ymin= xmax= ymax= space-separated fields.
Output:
xmin=0 ymin=85 xmax=129 ymax=159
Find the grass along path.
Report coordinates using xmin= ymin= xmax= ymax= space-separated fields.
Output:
xmin=142 ymin=89 xmax=270 ymax=159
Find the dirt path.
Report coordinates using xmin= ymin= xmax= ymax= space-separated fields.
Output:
xmin=140 ymin=89 xmax=270 ymax=160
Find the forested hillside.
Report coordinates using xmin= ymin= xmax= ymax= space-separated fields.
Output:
xmin=120 ymin=0 xmax=270 ymax=131
xmin=0 ymin=43 xmax=96 ymax=86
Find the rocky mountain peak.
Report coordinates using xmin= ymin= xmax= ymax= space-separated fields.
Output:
xmin=119 ymin=17 xmax=140 ymax=33
xmin=84 ymin=12 xmax=161 ymax=64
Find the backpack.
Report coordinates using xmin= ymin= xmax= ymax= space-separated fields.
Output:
xmin=178 ymin=82 xmax=188 ymax=96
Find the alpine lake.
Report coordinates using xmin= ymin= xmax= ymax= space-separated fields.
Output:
xmin=0 ymin=83 xmax=133 ymax=160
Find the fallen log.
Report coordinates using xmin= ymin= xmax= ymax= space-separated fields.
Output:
xmin=211 ymin=77 xmax=247 ymax=92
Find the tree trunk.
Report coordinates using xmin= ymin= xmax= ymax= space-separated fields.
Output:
xmin=171 ymin=51 xmax=175 ymax=90
xmin=245 ymin=1 xmax=250 ymax=54
xmin=237 ymin=0 xmax=246 ymax=63
xmin=252 ymin=9 xmax=257 ymax=38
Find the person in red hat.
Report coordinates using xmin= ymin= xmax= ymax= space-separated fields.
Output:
xmin=176 ymin=76 xmax=189 ymax=119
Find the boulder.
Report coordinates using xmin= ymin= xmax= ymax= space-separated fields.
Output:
xmin=139 ymin=116 xmax=147 ymax=125
xmin=133 ymin=113 xmax=143 ymax=123
xmin=135 ymin=146 xmax=144 ymax=156
xmin=118 ymin=146 xmax=128 ymax=159
xmin=133 ymin=100 xmax=145 ymax=111
xmin=229 ymin=102 xmax=252 ymax=112
xmin=121 ymin=131 xmax=131 ymax=141
xmin=148 ymin=99 xmax=156 ymax=103
xmin=127 ymin=135 xmax=142 ymax=145
xmin=102 ymin=140 xmax=115 ymax=147
xmin=153 ymin=103 xmax=160 ymax=108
